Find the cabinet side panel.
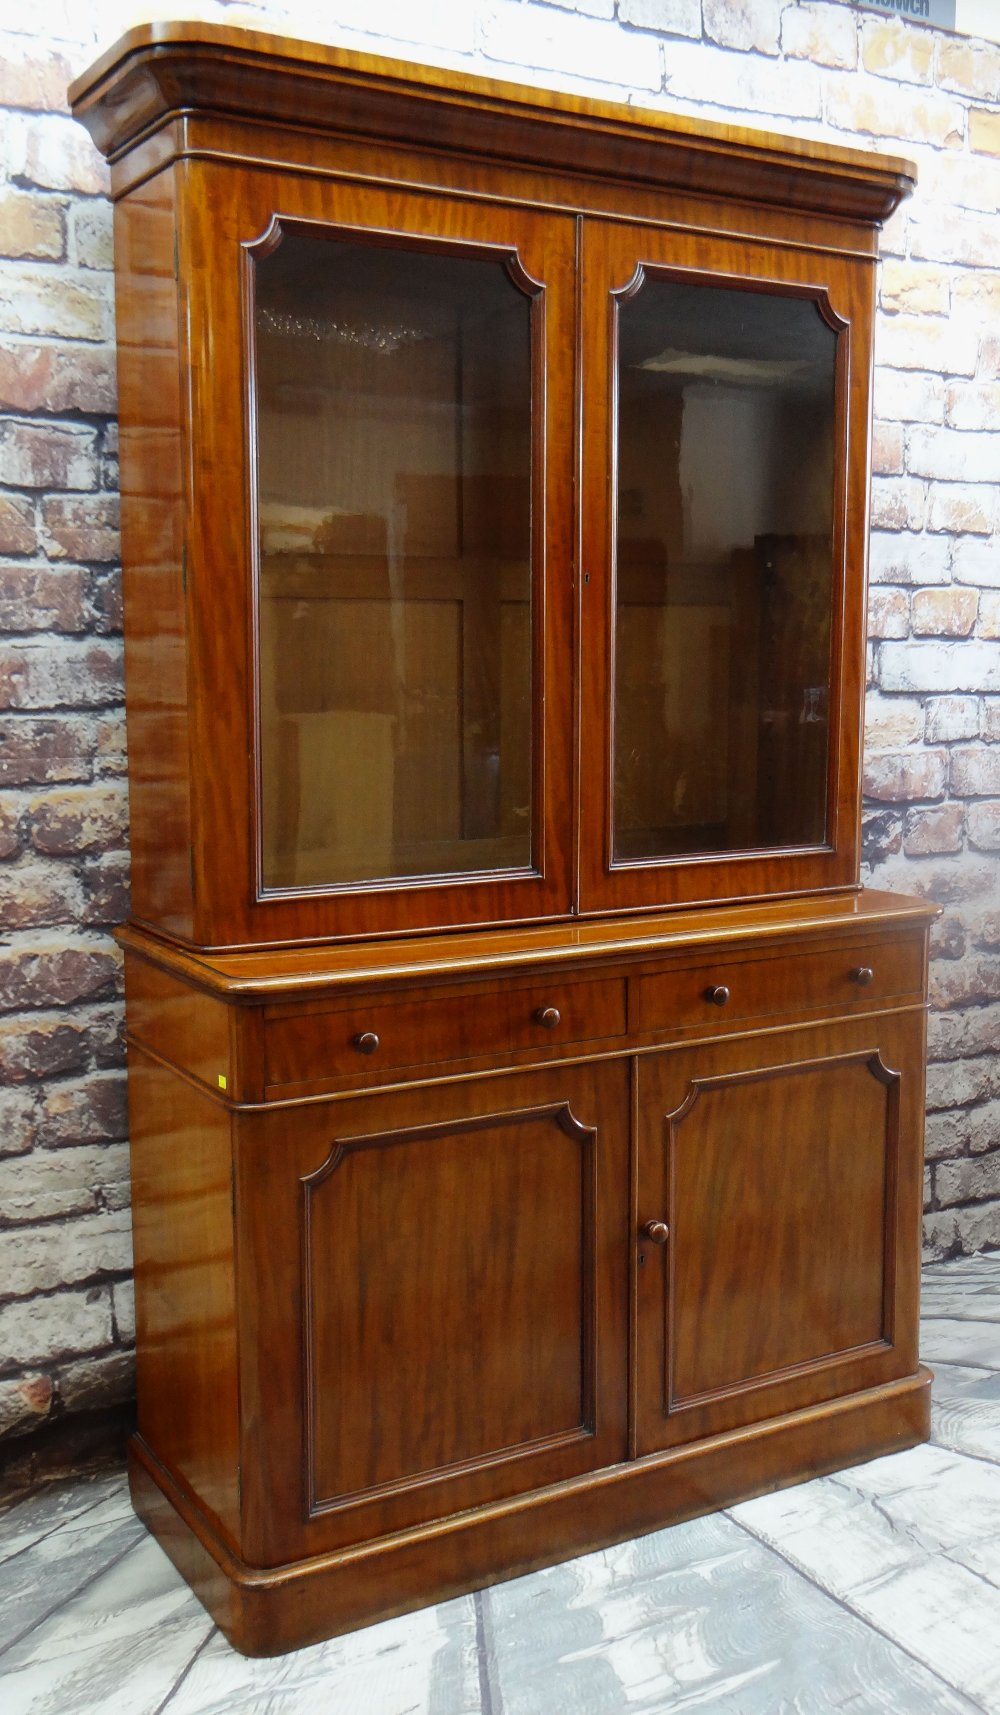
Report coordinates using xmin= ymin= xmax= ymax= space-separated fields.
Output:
xmin=128 ymin=1043 xmax=240 ymax=1547
xmin=115 ymin=166 xmax=193 ymax=937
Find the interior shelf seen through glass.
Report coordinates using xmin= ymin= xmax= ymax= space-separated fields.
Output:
xmin=613 ymin=276 xmax=838 ymax=865
xmin=255 ymin=231 xmax=534 ymax=891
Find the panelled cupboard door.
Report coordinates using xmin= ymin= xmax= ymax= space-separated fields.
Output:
xmin=578 ymin=218 xmax=873 ymax=914
xmin=180 ymin=164 xmax=576 ymax=946
xmin=634 ymin=1011 xmax=925 ymax=1456
xmin=236 ymin=1061 xmax=629 ymax=1564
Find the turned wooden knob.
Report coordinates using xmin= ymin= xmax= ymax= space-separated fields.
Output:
xmin=352 ymin=1031 xmax=380 ymax=1055
xmin=535 ymin=1006 xmax=561 ymax=1029
xmin=705 ymin=984 xmax=730 ymax=1006
xmin=642 ymin=1220 xmax=670 ymax=1245
xmin=850 ymin=966 xmax=874 ymax=987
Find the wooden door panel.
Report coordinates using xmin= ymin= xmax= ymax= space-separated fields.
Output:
xmin=635 ymin=1013 xmax=924 ymax=1455
xmin=238 ymin=1061 xmax=629 ymax=1563
xmin=579 ymin=217 xmax=871 ymax=914
xmin=304 ymin=1102 xmax=597 ymax=1509
xmin=181 ymin=164 xmax=577 ymax=947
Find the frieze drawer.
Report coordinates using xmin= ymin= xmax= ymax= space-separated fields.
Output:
xmin=629 ymin=938 xmax=924 ymax=1036
xmin=265 ymin=977 xmax=627 ymax=1090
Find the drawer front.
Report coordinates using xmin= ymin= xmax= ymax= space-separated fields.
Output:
xmin=630 ymin=938 xmax=923 ymax=1035
xmin=265 ymin=977 xmax=627 ymax=1088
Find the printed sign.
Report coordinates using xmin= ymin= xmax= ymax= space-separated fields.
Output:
xmin=849 ymin=0 xmax=957 ymax=23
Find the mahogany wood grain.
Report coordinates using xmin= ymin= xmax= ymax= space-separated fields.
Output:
xmin=577 ymin=217 xmax=873 ymax=915
xmin=113 ymin=166 xmax=194 ymax=941
xmin=69 ymin=21 xmax=915 ymax=223
xmin=234 ymin=1061 xmax=629 ymax=1562
xmin=184 ymin=171 xmax=576 ymax=947
xmin=263 ymin=975 xmax=626 ymax=1090
xmin=116 ymin=890 xmax=937 ymax=1000
xmin=124 ymin=953 xmax=233 ymax=1095
xmin=629 ymin=937 xmax=924 ymax=1036
xmin=127 ymin=1044 xmax=241 ymax=1548
xmin=634 ymin=1011 xmax=925 ymax=1453
xmin=129 ymin=1365 xmax=931 ymax=1656
xmin=73 ymin=26 xmax=931 ymax=1660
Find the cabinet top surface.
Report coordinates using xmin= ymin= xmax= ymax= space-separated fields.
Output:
xmin=69 ymin=18 xmax=915 ymax=221
xmin=119 ymin=891 xmax=937 ymax=1000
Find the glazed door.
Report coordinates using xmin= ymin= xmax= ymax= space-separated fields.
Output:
xmin=183 ymin=166 xmax=576 ymax=945
xmin=578 ymin=219 xmax=872 ymax=914
xmin=633 ymin=1012 xmax=925 ymax=1455
xmin=237 ymin=1061 xmax=629 ymax=1564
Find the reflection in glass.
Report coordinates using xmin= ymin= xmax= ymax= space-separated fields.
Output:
xmin=613 ymin=277 xmax=837 ymax=863
xmin=255 ymin=231 xmax=533 ymax=890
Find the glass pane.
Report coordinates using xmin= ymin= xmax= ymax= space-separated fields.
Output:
xmin=613 ymin=277 xmax=837 ymax=863
xmin=255 ymin=231 xmax=533 ymax=890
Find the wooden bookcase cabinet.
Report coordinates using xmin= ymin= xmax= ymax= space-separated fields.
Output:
xmin=71 ymin=24 xmax=936 ymax=1656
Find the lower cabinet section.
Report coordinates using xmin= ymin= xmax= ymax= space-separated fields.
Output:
xmin=235 ymin=1061 xmax=630 ymax=1563
xmin=122 ymin=923 xmax=934 ymax=1655
xmin=634 ymin=1012 xmax=925 ymax=1453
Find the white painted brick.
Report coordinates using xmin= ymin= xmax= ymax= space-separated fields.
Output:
xmin=57 ymin=1348 xmax=135 ymax=1411
xmin=112 ymin=1277 xmax=135 ymax=1345
xmin=481 ymin=2 xmax=662 ymax=90
xmin=926 ymin=483 xmax=996 ymax=537
xmin=868 ymin=531 xmax=950 ymax=587
xmin=909 ymin=427 xmax=1000 ymax=485
xmin=880 ymin=640 xmax=1000 ymax=694
xmin=703 ymin=0 xmax=781 ymax=56
xmin=618 ymin=0 xmax=700 ymax=35
xmin=925 ymin=697 xmax=980 ymax=744
xmin=864 ymin=693 xmax=924 ymax=750
xmin=0 ymin=1287 xmax=113 ymax=1366
xmin=922 ymin=151 xmax=1000 ymax=216
xmin=870 ymin=476 xmax=925 ymax=532
xmin=952 ymin=539 xmax=1000 ymax=589
xmin=950 ymin=746 xmax=1000 ymax=797
xmin=285 ymin=0 xmax=477 ymax=53
xmin=0 ymin=1372 xmax=53 ymax=1438
xmin=662 ymin=39 xmax=822 ymax=117
xmin=0 ymin=261 xmax=113 ymax=342
xmin=823 ymin=73 xmax=964 ymax=149
xmin=876 ymin=315 xmax=979 ymax=379
xmin=873 ymin=369 xmax=946 ymax=426
xmin=864 ymin=749 xmax=946 ymax=802
xmin=782 ymin=1 xmax=857 ymax=70
xmin=861 ymin=14 xmax=934 ymax=87
xmin=10 ymin=111 xmax=108 ymax=195
xmin=946 ymin=382 xmax=1000 ymax=433
xmin=0 ymin=1143 xmax=130 ymax=1223
xmin=0 ymin=1208 xmax=132 ymax=1298
xmin=909 ymin=209 xmax=1000 ymax=269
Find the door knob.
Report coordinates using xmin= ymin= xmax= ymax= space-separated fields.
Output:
xmin=641 ymin=1219 xmax=669 ymax=1245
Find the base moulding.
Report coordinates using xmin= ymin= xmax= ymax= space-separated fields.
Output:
xmin=129 ymin=1364 xmax=933 ymax=1657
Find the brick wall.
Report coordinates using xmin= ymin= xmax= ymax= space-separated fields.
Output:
xmin=1 ymin=0 xmax=998 ymax=1452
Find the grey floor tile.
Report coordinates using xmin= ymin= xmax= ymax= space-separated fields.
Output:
xmin=0 ymin=1506 xmax=145 ymax=1658
xmin=733 ymin=1446 xmax=1000 ymax=1710
xmin=921 ymin=1316 xmax=1000 ymax=1369
xmin=0 ymin=1534 xmax=213 ymax=1715
xmin=0 ymin=1474 xmax=127 ymax=1568
xmin=485 ymin=1511 xmax=979 ymax=1714
xmin=162 ymin=1595 xmax=481 ymax=1715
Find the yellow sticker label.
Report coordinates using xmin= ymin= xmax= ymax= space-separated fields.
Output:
xmin=217 ymin=1074 xmax=228 ymax=1091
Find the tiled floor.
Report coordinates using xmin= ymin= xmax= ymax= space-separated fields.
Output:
xmin=2 ymin=1256 xmax=1000 ymax=1715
